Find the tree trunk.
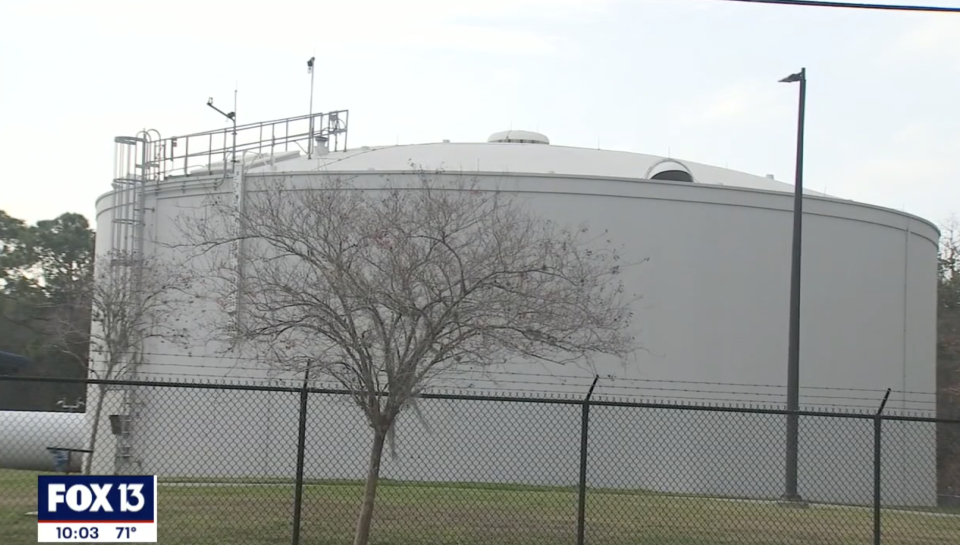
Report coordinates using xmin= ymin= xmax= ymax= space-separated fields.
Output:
xmin=83 ymin=385 xmax=106 ymax=475
xmin=353 ymin=428 xmax=388 ymax=545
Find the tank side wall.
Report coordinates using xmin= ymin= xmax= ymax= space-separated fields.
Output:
xmin=89 ymin=173 xmax=939 ymax=505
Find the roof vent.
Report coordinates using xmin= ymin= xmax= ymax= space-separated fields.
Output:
xmin=487 ymin=130 xmax=550 ymax=145
xmin=645 ymin=158 xmax=696 ymax=183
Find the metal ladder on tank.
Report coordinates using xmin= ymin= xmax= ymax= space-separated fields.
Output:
xmin=109 ymin=130 xmax=160 ymax=475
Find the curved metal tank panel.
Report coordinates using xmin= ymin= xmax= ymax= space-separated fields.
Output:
xmin=93 ymin=146 xmax=940 ymax=505
xmin=0 ymin=411 xmax=87 ymax=472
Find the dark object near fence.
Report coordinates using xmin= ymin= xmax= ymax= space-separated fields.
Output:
xmin=0 ymin=350 xmax=30 ymax=375
xmin=46 ymin=447 xmax=92 ymax=474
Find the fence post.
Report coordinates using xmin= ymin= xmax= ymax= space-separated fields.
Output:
xmin=292 ymin=366 xmax=311 ymax=545
xmin=577 ymin=375 xmax=599 ymax=545
xmin=873 ymin=387 xmax=891 ymax=545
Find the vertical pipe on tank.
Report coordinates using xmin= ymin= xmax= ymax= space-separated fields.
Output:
xmin=232 ymin=160 xmax=246 ymax=326
xmin=900 ymin=219 xmax=912 ymax=491
xmin=901 ymin=218 xmax=911 ymax=410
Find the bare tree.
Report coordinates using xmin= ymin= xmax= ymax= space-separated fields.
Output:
xmin=52 ymin=249 xmax=190 ymax=475
xmin=175 ymin=169 xmax=641 ymax=545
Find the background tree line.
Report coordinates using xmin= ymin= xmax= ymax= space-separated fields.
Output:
xmin=0 ymin=210 xmax=93 ymax=410
xmin=936 ymin=219 xmax=960 ymax=500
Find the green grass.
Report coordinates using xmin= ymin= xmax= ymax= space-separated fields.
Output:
xmin=3 ymin=469 xmax=960 ymax=544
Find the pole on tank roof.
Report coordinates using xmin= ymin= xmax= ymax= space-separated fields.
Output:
xmin=307 ymin=55 xmax=316 ymax=160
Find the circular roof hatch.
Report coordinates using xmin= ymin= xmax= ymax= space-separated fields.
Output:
xmin=487 ymin=130 xmax=550 ymax=145
xmin=645 ymin=158 xmax=696 ymax=183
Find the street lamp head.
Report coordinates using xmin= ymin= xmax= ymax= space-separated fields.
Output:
xmin=779 ymin=68 xmax=806 ymax=84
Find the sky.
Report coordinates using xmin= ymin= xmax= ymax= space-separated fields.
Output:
xmin=1 ymin=0 xmax=959 ymax=231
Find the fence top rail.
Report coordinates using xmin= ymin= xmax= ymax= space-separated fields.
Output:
xmin=2 ymin=374 xmax=954 ymax=424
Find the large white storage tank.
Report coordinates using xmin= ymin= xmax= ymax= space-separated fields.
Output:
xmin=87 ymin=112 xmax=938 ymax=506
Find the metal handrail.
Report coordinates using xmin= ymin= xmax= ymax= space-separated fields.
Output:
xmin=151 ymin=110 xmax=349 ymax=180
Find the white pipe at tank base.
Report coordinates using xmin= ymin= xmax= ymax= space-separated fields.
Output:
xmin=0 ymin=411 xmax=88 ymax=472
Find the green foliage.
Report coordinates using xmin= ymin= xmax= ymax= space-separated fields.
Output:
xmin=937 ymin=218 xmax=960 ymax=502
xmin=938 ymin=219 xmax=960 ymax=369
xmin=0 ymin=212 xmax=94 ymax=301
xmin=0 ymin=210 xmax=31 ymax=287
xmin=939 ymin=220 xmax=960 ymax=310
xmin=0 ymin=209 xmax=93 ymax=410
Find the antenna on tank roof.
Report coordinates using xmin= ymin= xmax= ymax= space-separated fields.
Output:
xmin=307 ymin=54 xmax=316 ymax=159
xmin=206 ymin=94 xmax=237 ymax=171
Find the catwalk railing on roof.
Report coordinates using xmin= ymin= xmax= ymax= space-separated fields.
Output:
xmin=142 ymin=110 xmax=349 ymax=180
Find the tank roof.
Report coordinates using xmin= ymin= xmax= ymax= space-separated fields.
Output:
xmin=234 ymin=139 xmax=826 ymax=196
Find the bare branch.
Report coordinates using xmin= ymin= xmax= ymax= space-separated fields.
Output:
xmin=172 ymin=167 xmax=643 ymax=544
xmin=47 ymin=249 xmax=192 ymax=376
xmin=174 ymin=168 xmax=641 ymax=425
xmin=44 ymin=248 xmax=192 ymax=474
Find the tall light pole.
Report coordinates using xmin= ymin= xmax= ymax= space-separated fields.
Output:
xmin=779 ymin=67 xmax=806 ymax=504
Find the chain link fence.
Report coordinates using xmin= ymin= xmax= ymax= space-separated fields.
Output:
xmin=1 ymin=375 xmax=959 ymax=545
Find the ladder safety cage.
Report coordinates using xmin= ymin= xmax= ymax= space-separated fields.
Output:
xmin=108 ymin=130 xmax=159 ymax=475
xmin=103 ymin=110 xmax=349 ymax=474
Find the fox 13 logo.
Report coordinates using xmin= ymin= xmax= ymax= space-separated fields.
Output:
xmin=37 ymin=475 xmax=157 ymax=543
